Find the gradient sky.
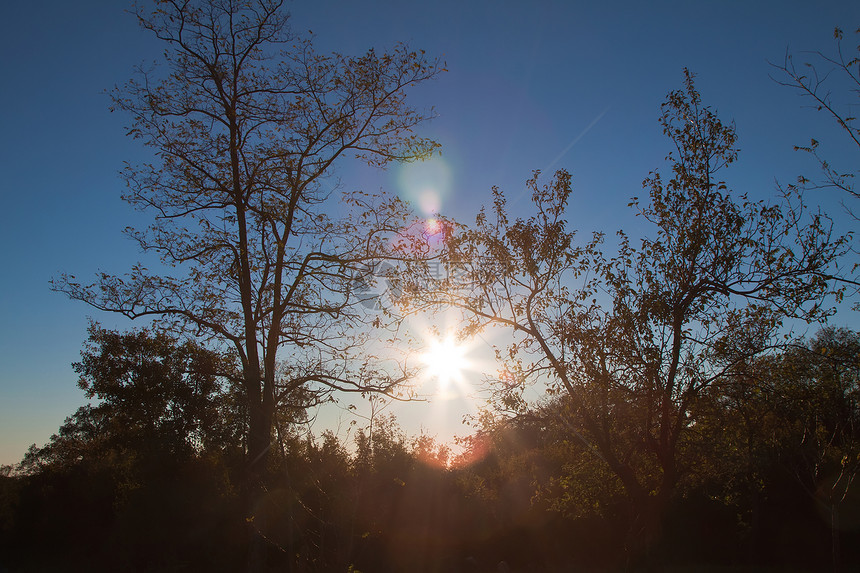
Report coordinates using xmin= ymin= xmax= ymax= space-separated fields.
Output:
xmin=2 ymin=0 xmax=859 ymax=466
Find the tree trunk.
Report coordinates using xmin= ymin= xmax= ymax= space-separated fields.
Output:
xmin=831 ymin=503 xmax=841 ymax=573
xmin=624 ymin=492 xmax=668 ymax=572
xmin=245 ymin=389 xmax=276 ymax=572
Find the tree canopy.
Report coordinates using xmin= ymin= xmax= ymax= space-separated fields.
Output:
xmin=406 ymin=68 xmax=849 ymax=560
xmin=52 ymin=0 xmax=444 ymax=483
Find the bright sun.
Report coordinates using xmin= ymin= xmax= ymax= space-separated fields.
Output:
xmin=421 ymin=335 xmax=469 ymax=388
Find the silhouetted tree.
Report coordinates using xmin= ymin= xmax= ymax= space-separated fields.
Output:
xmin=765 ymin=328 xmax=860 ymax=571
xmin=411 ymin=69 xmax=848 ymax=565
xmin=19 ymin=324 xmax=230 ymax=473
xmin=10 ymin=325 xmax=244 ymax=571
xmin=50 ymin=1 xmax=443 ymax=568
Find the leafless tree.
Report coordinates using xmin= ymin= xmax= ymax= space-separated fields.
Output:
xmin=51 ymin=1 xmax=443 ymax=569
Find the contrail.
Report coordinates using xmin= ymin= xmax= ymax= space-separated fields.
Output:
xmin=545 ymin=106 xmax=610 ymax=173
xmin=510 ymin=106 xmax=610 ymax=207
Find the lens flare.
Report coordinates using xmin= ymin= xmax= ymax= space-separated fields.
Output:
xmin=397 ymin=157 xmax=452 ymax=215
xmin=425 ymin=217 xmax=442 ymax=235
xmin=419 ymin=189 xmax=441 ymax=214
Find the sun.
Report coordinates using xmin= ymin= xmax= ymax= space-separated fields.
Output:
xmin=421 ymin=335 xmax=469 ymax=388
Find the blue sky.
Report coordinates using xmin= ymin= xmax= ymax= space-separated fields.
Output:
xmin=2 ymin=0 xmax=859 ymax=465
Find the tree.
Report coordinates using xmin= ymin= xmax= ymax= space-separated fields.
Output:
xmin=53 ymin=0 xmax=440 ymax=514
xmin=18 ymin=323 xmax=235 ymax=474
xmin=689 ymin=327 xmax=860 ymax=569
xmin=772 ymin=26 xmax=860 ymax=219
xmin=768 ymin=328 xmax=860 ymax=571
xmin=414 ymin=69 xmax=847 ymax=563
xmin=12 ymin=325 xmax=243 ymax=571
xmin=53 ymin=2 xmax=442 ymax=567
xmin=78 ymin=324 xmax=230 ymax=453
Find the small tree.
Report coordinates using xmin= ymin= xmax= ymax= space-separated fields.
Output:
xmin=19 ymin=324 xmax=229 ymax=474
xmin=415 ymin=69 xmax=847 ymax=562
xmin=11 ymin=325 xmax=244 ymax=570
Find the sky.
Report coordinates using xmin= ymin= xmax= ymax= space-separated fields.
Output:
xmin=2 ymin=0 xmax=859 ymax=466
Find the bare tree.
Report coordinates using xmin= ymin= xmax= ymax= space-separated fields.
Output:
xmin=772 ymin=25 xmax=860 ymax=219
xmin=51 ymin=1 xmax=442 ymax=568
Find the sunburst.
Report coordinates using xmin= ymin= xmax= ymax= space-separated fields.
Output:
xmin=421 ymin=334 xmax=470 ymax=389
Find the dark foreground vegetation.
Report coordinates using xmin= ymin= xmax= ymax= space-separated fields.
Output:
xmin=1 ymin=325 xmax=859 ymax=572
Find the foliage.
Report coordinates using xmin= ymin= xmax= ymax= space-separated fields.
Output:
xmin=20 ymin=8 xmax=860 ymax=569
xmin=6 ymin=326 xmax=244 ymax=571
xmin=408 ymin=69 xmax=848 ymax=563
xmin=689 ymin=327 xmax=860 ymax=568
xmin=19 ymin=324 xmax=233 ymax=474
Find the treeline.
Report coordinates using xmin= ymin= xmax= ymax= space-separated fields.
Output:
xmin=1 ymin=325 xmax=858 ymax=571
